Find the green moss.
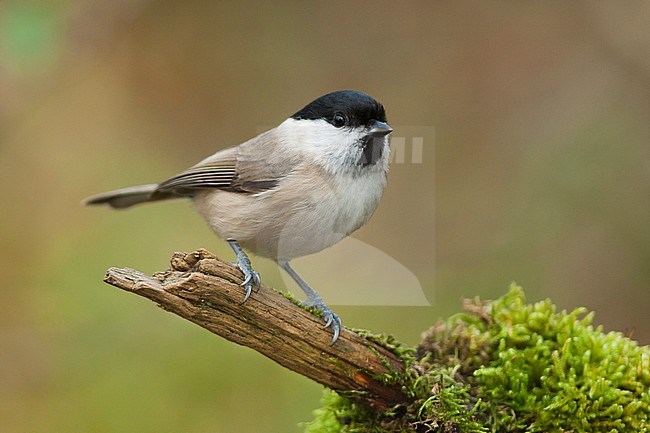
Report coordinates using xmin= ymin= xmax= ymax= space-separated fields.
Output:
xmin=351 ymin=329 xmax=417 ymax=364
xmin=303 ymin=285 xmax=649 ymax=432
xmin=474 ymin=285 xmax=649 ymax=432
xmin=282 ymin=291 xmax=326 ymax=318
xmin=350 ymin=329 xmax=417 ymax=386
xmin=282 ymin=290 xmax=303 ymax=306
xmin=304 ymin=391 xmax=386 ymax=433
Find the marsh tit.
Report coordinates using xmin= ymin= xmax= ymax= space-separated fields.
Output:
xmin=83 ymin=90 xmax=393 ymax=343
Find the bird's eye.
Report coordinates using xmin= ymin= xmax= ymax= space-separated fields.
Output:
xmin=333 ymin=113 xmax=347 ymax=127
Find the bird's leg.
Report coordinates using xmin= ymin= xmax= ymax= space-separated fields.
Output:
xmin=277 ymin=260 xmax=342 ymax=343
xmin=227 ymin=239 xmax=261 ymax=303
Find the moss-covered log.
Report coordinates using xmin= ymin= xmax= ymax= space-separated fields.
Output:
xmin=305 ymin=287 xmax=649 ymax=433
xmin=103 ymin=250 xmax=649 ymax=432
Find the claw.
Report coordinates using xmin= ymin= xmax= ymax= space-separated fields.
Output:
xmin=321 ymin=310 xmax=342 ymax=344
xmin=242 ymin=284 xmax=252 ymax=303
xmin=228 ymin=240 xmax=261 ymax=303
xmin=331 ymin=320 xmax=341 ymax=344
xmin=307 ymin=300 xmax=342 ymax=344
xmin=238 ymin=268 xmax=260 ymax=303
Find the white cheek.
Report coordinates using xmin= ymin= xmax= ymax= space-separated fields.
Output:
xmin=277 ymin=118 xmax=364 ymax=169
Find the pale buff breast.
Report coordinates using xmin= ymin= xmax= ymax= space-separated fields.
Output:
xmin=192 ymin=164 xmax=386 ymax=260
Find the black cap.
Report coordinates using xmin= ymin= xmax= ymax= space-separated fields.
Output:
xmin=291 ymin=90 xmax=387 ymax=128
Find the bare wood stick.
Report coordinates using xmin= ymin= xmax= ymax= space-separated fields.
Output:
xmin=104 ymin=249 xmax=408 ymax=410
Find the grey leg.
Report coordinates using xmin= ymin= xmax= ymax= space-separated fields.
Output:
xmin=277 ymin=260 xmax=342 ymax=343
xmin=227 ymin=240 xmax=261 ymax=303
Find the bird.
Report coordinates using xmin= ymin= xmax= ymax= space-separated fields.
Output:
xmin=83 ymin=90 xmax=393 ymax=343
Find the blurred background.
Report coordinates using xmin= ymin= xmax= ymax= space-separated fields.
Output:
xmin=1 ymin=1 xmax=648 ymax=432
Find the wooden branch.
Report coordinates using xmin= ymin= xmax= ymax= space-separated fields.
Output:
xmin=104 ymin=249 xmax=408 ymax=410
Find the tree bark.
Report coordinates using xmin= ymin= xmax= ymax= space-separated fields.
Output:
xmin=103 ymin=249 xmax=408 ymax=410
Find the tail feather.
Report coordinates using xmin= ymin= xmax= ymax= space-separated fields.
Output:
xmin=82 ymin=184 xmax=173 ymax=209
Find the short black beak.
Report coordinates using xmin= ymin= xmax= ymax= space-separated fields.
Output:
xmin=367 ymin=120 xmax=393 ymax=137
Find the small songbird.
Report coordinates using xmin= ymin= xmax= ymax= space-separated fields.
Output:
xmin=83 ymin=90 xmax=393 ymax=343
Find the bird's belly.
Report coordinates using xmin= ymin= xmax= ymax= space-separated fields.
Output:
xmin=193 ymin=171 xmax=385 ymax=260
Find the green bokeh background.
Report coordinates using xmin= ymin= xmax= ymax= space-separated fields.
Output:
xmin=1 ymin=2 xmax=648 ymax=432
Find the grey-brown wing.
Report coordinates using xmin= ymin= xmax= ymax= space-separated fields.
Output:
xmin=156 ymin=130 xmax=300 ymax=196
xmin=156 ymin=164 xmax=238 ymax=194
xmin=230 ymin=129 xmax=302 ymax=192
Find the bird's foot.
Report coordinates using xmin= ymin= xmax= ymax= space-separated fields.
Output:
xmin=238 ymin=262 xmax=261 ymax=303
xmin=304 ymin=297 xmax=342 ymax=344
xmin=228 ymin=240 xmax=261 ymax=303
